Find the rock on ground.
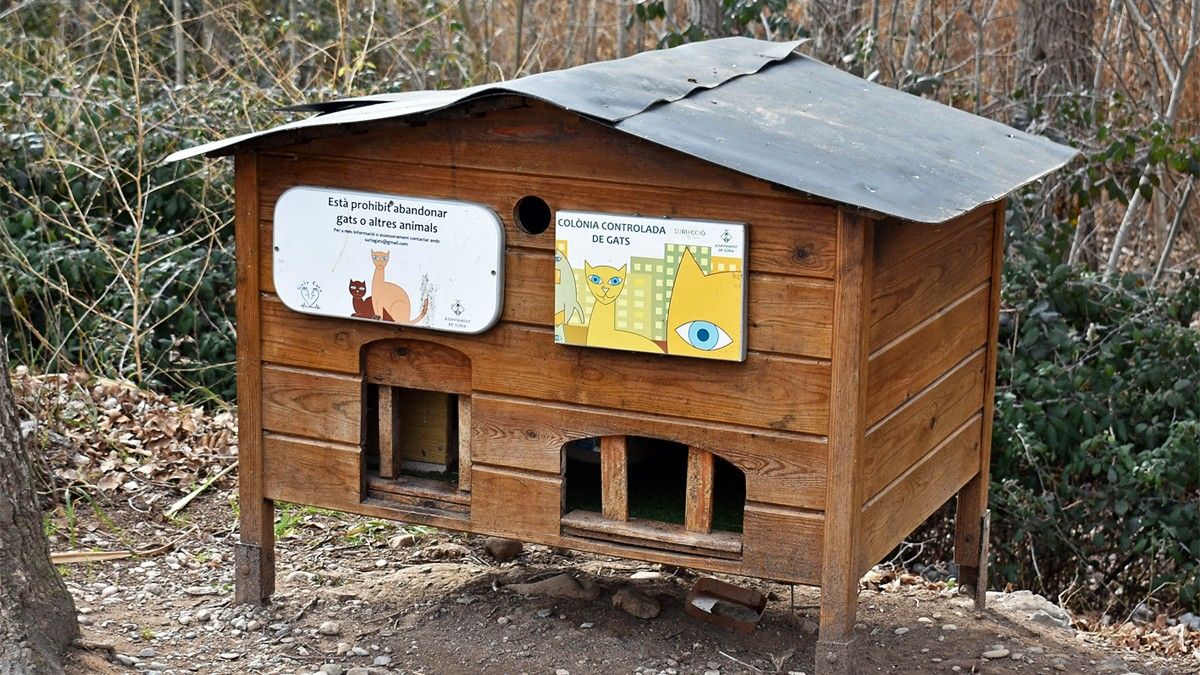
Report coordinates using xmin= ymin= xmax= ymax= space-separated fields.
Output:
xmin=987 ymin=590 xmax=1072 ymax=631
xmin=612 ymin=586 xmax=661 ymax=619
xmin=423 ymin=542 xmax=471 ymax=560
xmin=484 ymin=537 xmax=523 ymax=562
xmin=506 ymin=573 xmax=600 ymax=600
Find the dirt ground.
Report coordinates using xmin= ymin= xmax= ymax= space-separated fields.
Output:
xmin=15 ymin=371 xmax=1197 ymax=675
xmin=49 ymin=488 xmax=1195 ymax=675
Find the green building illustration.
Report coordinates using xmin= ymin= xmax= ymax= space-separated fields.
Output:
xmin=566 ymin=243 xmax=714 ymax=342
xmin=619 ymin=244 xmax=711 ymax=340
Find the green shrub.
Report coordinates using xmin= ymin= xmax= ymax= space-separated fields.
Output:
xmin=0 ymin=59 xmax=249 ymax=401
xmin=987 ymin=207 xmax=1200 ymax=613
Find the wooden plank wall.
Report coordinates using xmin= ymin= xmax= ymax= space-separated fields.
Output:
xmin=252 ymin=100 xmax=836 ymax=584
xmin=855 ymin=203 xmax=1001 ymax=574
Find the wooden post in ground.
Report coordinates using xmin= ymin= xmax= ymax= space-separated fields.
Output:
xmin=954 ymin=201 xmax=1005 ymax=609
xmin=233 ymin=153 xmax=275 ymax=605
xmin=815 ymin=209 xmax=873 ymax=674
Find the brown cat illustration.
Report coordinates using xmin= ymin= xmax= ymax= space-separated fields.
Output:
xmin=349 ymin=279 xmax=390 ymax=320
xmin=369 ymin=250 xmax=429 ymax=324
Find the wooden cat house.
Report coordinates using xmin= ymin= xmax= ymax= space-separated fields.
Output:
xmin=168 ymin=37 xmax=1074 ymax=672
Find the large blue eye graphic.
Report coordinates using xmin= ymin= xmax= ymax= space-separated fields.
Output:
xmin=588 ymin=274 xmax=602 ymax=284
xmin=609 ymin=276 xmax=623 ymax=286
xmin=675 ymin=320 xmax=733 ymax=351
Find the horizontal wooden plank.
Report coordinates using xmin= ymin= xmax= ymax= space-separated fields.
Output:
xmin=862 ymin=350 xmax=986 ymax=502
xmin=872 ymin=208 xmax=988 ymax=275
xmin=284 ymin=99 xmax=799 ymax=199
xmin=869 ymin=208 xmax=993 ymax=352
xmin=261 ymin=365 xmax=363 ymax=445
xmin=261 ymin=244 xmax=833 ymax=359
xmin=857 ymin=415 xmax=982 ymax=573
xmin=262 ymin=433 xmax=361 ymax=512
xmin=358 ymin=497 xmax=471 ymax=530
xmin=364 ymin=339 xmax=472 ymax=394
xmin=365 ymin=484 xmax=470 ymax=515
xmin=746 ymin=274 xmax=833 ymax=358
xmin=366 ymin=475 xmax=470 ymax=505
xmin=501 ymin=248 xmax=834 ymax=358
xmin=353 ymin=495 xmax=761 ymax=579
xmin=256 ymin=154 xmax=838 ymax=279
xmin=470 ymin=464 xmax=561 ymax=541
xmin=561 ymin=510 xmax=742 ymax=558
xmin=741 ymin=502 xmax=824 ymax=585
xmin=469 ymin=394 xmax=827 ymax=510
xmin=866 ymin=285 xmax=990 ymax=425
xmin=259 ymin=294 xmax=831 ymax=434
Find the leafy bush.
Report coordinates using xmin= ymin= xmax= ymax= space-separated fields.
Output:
xmin=987 ymin=206 xmax=1200 ymax=614
xmin=0 ymin=50 xmax=251 ymax=401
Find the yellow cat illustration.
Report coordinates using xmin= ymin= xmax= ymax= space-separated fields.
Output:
xmin=666 ymin=248 xmax=743 ymax=361
xmin=583 ymin=262 xmax=664 ymax=354
xmin=370 ymin=250 xmax=429 ymax=325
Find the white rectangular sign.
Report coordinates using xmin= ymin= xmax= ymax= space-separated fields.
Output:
xmin=272 ymin=186 xmax=504 ymax=334
xmin=554 ymin=210 xmax=747 ymax=362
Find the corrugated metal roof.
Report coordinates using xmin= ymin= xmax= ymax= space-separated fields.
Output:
xmin=165 ymin=37 xmax=1077 ymax=224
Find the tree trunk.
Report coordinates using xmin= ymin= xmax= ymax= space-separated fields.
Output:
xmin=809 ymin=0 xmax=866 ymax=63
xmin=515 ymin=0 xmax=526 ymax=72
xmin=687 ymin=0 xmax=724 ymax=37
xmin=1016 ymin=0 xmax=1096 ymax=113
xmin=288 ymin=0 xmax=299 ymax=84
xmin=563 ymin=0 xmax=580 ymax=66
xmin=585 ymin=0 xmax=599 ymax=62
xmin=172 ymin=0 xmax=185 ymax=87
xmin=0 ymin=343 xmax=78 ymax=673
xmin=617 ymin=0 xmax=628 ymax=58
xmin=899 ymin=0 xmax=929 ymax=74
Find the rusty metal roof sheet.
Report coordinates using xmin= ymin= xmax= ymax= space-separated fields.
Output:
xmin=165 ymin=37 xmax=1076 ymax=224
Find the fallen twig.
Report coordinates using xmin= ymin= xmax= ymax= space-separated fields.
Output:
xmin=718 ymin=650 xmax=763 ymax=673
xmin=164 ymin=461 xmax=238 ymax=519
xmin=72 ymin=638 xmax=115 ymax=654
xmin=51 ymin=532 xmax=185 ymax=565
xmin=292 ymin=597 xmax=319 ymax=623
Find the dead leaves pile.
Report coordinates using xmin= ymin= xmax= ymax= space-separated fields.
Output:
xmin=11 ymin=366 xmax=237 ymax=497
xmin=1084 ymin=616 xmax=1200 ymax=659
xmin=861 ymin=566 xmax=946 ymax=593
xmin=862 ymin=563 xmax=1200 ymax=659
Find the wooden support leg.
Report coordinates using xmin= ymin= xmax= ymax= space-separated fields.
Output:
xmin=815 ymin=562 xmax=860 ymax=674
xmin=235 ymin=497 xmax=275 ymax=605
xmin=232 ymin=152 xmax=273 ymax=605
xmin=955 ymin=475 xmax=991 ymax=609
xmin=815 ymin=210 xmax=873 ymax=675
xmin=684 ymin=447 xmax=714 ymax=533
xmin=600 ymin=436 xmax=628 ymax=521
xmin=956 ymin=202 xmax=1004 ymax=611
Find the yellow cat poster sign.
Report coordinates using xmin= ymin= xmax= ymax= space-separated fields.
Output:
xmin=554 ymin=210 xmax=747 ymax=362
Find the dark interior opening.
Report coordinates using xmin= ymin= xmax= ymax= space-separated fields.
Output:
xmin=562 ymin=436 xmax=745 ymax=533
xmin=514 ymin=195 xmax=552 ymax=235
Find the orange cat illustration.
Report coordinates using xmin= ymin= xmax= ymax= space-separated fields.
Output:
xmin=370 ymin=250 xmax=429 ymax=325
